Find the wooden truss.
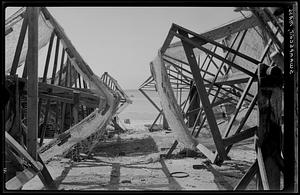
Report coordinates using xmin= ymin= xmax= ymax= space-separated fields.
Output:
xmin=143 ymin=7 xmax=289 ymax=190
xmin=4 ymin=7 xmax=129 ymax=190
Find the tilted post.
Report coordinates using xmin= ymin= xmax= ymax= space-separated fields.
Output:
xmin=257 ymin=63 xmax=283 ymax=190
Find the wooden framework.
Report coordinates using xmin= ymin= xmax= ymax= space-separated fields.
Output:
xmin=4 ymin=7 xmax=129 ymax=190
xmin=142 ymin=7 xmax=289 ymax=190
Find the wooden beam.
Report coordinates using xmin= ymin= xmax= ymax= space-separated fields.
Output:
xmin=10 ymin=11 xmax=28 ymax=75
xmin=222 ymin=75 xmax=256 ymax=139
xmin=165 ymin=140 xmax=178 ymax=158
xmin=50 ymin=36 xmax=60 ymax=84
xmin=149 ymin=110 xmax=163 ymax=132
xmin=160 ymin=25 xmax=177 ymax=53
xmin=22 ymin=52 xmax=28 ymax=78
xmin=41 ymin=8 xmax=95 ymax=82
xmin=186 ymin=97 xmax=233 ymax=116
xmin=179 ymin=29 xmax=227 ymax=161
xmin=225 ymin=94 xmax=258 ymax=154
xmin=42 ymin=31 xmax=55 ymax=82
xmin=196 ymin=143 xmax=215 ymax=162
xmin=173 ymin=24 xmax=260 ymax=66
xmin=173 ymin=31 xmax=257 ymax=78
xmin=5 ymin=132 xmax=42 ymax=172
xmin=73 ymin=91 xmax=80 ymax=124
xmin=169 ymin=14 xmax=269 ymax=48
xmin=58 ymin=49 xmax=65 ymax=86
xmin=234 ymin=160 xmax=258 ymax=190
xmin=222 ymin=126 xmax=256 ymax=147
xmin=37 ymin=155 xmax=57 ymax=190
xmin=26 ymin=7 xmax=39 ymax=160
xmin=164 ymin=50 xmax=253 ymax=102
xmin=6 ymin=168 xmax=40 ymax=190
xmin=139 ymin=89 xmax=161 ymax=112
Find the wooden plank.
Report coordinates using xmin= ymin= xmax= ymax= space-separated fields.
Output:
xmin=222 ymin=126 xmax=256 ymax=147
xmin=210 ymin=72 xmax=251 ymax=86
xmin=39 ymin=93 xmax=99 ymax=108
xmin=39 ymin=100 xmax=50 ymax=146
xmin=234 ymin=160 xmax=258 ymax=190
xmin=196 ymin=143 xmax=215 ymax=162
xmin=73 ymin=91 xmax=80 ymax=123
xmin=179 ymin=29 xmax=226 ymax=160
xmin=9 ymin=75 xmax=21 ymax=141
xmin=37 ymin=155 xmax=57 ymax=190
xmin=10 ymin=11 xmax=28 ymax=75
xmin=39 ymin=93 xmax=73 ymax=104
xmin=26 ymin=7 xmax=39 ymax=160
xmin=139 ymin=89 xmax=161 ymax=112
xmin=257 ymin=147 xmax=270 ymax=190
xmin=169 ymin=14 xmax=268 ymax=48
xmin=50 ymin=36 xmax=60 ymax=84
xmin=6 ymin=168 xmax=40 ymax=190
xmin=42 ymin=31 xmax=55 ymax=82
xmin=60 ymin=102 xmax=66 ymax=132
xmin=187 ymin=97 xmax=233 ymax=116
xmin=22 ymin=52 xmax=28 ymax=78
xmin=149 ymin=110 xmax=163 ymax=132
xmin=166 ymin=140 xmax=178 ymax=158
xmin=150 ymin=53 xmax=197 ymax=150
xmin=5 ymin=27 xmax=13 ymax=35
xmin=18 ymin=78 xmax=103 ymax=103
xmin=5 ymin=132 xmax=42 ymax=172
xmin=58 ymin=49 xmax=65 ymax=86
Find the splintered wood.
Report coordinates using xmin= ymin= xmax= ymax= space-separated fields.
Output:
xmin=150 ymin=53 xmax=197 ymax=150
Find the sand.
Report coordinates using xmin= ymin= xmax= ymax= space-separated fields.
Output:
xmin=22 ymin=122 xmax=257 ymax=191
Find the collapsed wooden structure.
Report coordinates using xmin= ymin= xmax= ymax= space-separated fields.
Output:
xmin=140 ymin=7 xmax=295 ymax=190
xmin=4 ymin=7 xmax=131 ymax=190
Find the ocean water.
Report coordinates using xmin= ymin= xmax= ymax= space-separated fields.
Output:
xmin=118 ymin=89 xmax=189 ymax=125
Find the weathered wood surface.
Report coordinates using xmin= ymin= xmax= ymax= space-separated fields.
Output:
xmin=38 ymin=8 xmax=121 ymax=163
xmin=26 ymin=7 xmax=39 ymax=160
xmin=6 ymin=168 xmax=40 ymax=190
xmin=150 ymin=53 xmax=197 ymax=150
xmin=39 ymin=100 xmax=119 ymax=163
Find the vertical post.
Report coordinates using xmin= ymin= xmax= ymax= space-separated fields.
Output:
xmin=26 ymin=7 xmax=39 ymax=160
xmin=188 ymin=83 xmax=200 ymax=128
xmin=10 ymin=11 xmax=28 ymax=75
xmin=73 ymin=91 xmax=80 ymax=124
xmin=257 ymin=63 xmax=282 ymax=190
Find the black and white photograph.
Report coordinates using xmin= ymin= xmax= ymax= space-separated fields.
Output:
xmin=1 ymin=1 xmax=298 ymax=192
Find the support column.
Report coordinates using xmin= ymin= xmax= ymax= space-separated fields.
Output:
xmin=26 ymin=7 xmax=39 ymax=160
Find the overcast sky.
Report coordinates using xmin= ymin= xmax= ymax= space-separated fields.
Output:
xmin=6 ymin=7 xmax=242 ymax=89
